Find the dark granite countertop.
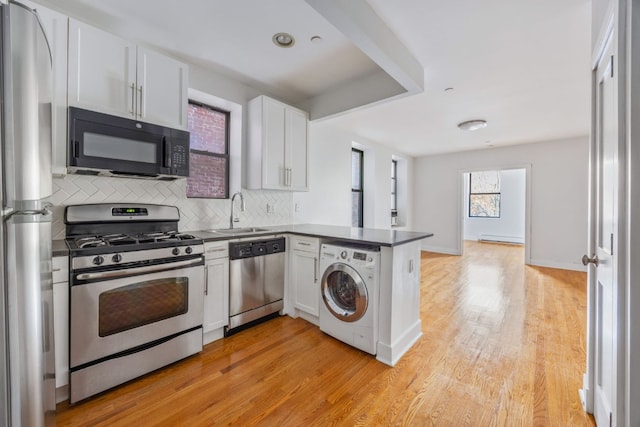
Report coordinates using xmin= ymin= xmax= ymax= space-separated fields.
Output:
xmin=189 ymin=224 xmax=433 ymax=247
xmin=52 ymin=225 xmax=434 ymax=258
xmin=52 ymin=239 xmax=69 ymax=257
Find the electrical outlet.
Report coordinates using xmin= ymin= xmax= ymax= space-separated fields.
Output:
xmin=267 ymin=203 xmax=274 ymax=213
xmin=295 ymin=203 xmax=300 ymax=212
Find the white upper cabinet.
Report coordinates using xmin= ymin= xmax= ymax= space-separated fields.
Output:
xmin=68 ymin=19 xmax=136 ymax=119
xmin=68 ymin=19 xmax=188 ymax=130
xmin=23 ymin=0 xmax=68 ymax=176
xmin=136 ymin=47 xmax=188 ymax=130
xmin=248 ymin=96 xmax=309 ymax=191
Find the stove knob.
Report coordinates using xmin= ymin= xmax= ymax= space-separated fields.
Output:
xmin=92 ymin=256 xmax=104 ymax=266
xmin=340 ymin=251 xmax=348 ymax=259
xmin=185 ymin=246 xmax=193 ymax=254
xmin=172 ymin=247 xmax=180 ymax=256
xmin=112 ymin=254 xmax=122 ymax=263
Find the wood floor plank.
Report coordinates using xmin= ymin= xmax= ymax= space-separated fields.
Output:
xmin=56 ymin=241 xmax=595 ymax=426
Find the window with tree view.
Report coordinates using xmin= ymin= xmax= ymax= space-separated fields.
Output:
xmin=186 ymin=101 xmax=229 ymax=199
xmin=469 ymin=171 xmax=501 ymax=218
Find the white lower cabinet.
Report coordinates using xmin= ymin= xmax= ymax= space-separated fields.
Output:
xmin=203 ymin=241 xmax=229 ymax=344
xmin=289 ymin=236 xmax=320 ymax=317
xmin=52 ymin=256 xmax=69 ymax=397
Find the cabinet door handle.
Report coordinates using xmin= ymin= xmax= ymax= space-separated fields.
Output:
xmin=285 ymin=168 xmax=292 ymax=186
xmin=52 ymin=268 xmax=61 ymax=272
xmin=129 ymin=83 xmax=136 ymax=116
xmin=298 ymin=242 xmax=311 ymax=247
xmin=204 ymin=266 xmax=209 ymax=295
xmin=313 ymin=257 xmax=318 ymax=282
xmin=138 ymin=85 xmax=143 ymax=118
xmin=409 ymin=259 xmax=414 ymax=273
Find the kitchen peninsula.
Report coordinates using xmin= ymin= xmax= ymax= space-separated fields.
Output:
xmin=194 ymin=224 xmax=434 ymax=366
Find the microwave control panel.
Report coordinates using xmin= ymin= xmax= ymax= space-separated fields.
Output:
xmin=171 ymin=144 xmax=188 ymax=171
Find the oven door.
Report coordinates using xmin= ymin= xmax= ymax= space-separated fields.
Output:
xmin=70 ymin=258 xmax=204 ymax=368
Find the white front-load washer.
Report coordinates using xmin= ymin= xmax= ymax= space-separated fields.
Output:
xmin=319 ymin=242 xmax=380 ymax=355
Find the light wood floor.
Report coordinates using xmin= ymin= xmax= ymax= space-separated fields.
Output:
xmin=56 ymin=241 xmax=595 ymax=426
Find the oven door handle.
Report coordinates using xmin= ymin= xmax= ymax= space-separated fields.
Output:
xmin=75 ymin=258 xmax=203 ymax=281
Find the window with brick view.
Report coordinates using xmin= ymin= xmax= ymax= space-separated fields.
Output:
xmin=186 ymin=101 xmax=229 ymax=199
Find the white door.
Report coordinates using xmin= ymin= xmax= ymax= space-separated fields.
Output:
xmin=137 ymin=47 xmax=188 ymax=130
xmin=286 ymin=108 xmax=309 ymax=191
xmin=262 ymin=97 xmax=286 ymax=189
xmin=588 ymin=32 xmax=619 ymax=427
xmin=291 ymin=249 xmax=318 ymax=316
xmin=68 ymin=19 xmax=136 ymax=119
xmin=203 ymin=257 xmax=229 ymax=333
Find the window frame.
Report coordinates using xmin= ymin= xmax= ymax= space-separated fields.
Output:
xmin=352 ymin=148 xmax=364 ymax=228
xmin=186 ymin=100 xmax=230 ymax=199
xmin=468 ymin=171 xmax=501 ymax=218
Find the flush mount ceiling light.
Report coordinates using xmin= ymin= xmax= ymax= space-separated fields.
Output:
xmin=272 ymin=32 xmax=295 ymax=48
xmin=457 ymin=119 xmax=487 ymax=131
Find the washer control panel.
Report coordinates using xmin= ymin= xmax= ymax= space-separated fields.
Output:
xmin=321 ymin=243 xmax=380 ymax=268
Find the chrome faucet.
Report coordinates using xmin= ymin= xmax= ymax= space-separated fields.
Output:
xmin=230 ymin=191 xmax=245 ymax=229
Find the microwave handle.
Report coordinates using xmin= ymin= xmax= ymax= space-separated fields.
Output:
xmin=163 ymin=136 xmax=171 ymax=168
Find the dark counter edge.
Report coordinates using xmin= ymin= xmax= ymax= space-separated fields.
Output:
xmin=52 ymin=225 xmax=435 ymax=258
xmin=53 ymin=239 xmax=69 ymax=257
xmin=190 ymin=224 xmax=434 ymax=248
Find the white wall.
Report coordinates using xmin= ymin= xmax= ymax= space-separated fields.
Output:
xmin=463 ymin=168 xmax=526 ymax=243
xmin=293 ymin=122 xmax=414 ymax=229
xmin=414 ymin=137 xmax=588 ymax=271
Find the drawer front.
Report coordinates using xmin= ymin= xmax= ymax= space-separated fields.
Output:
xmin=52 ymin=256 xmax=68 ymax=283
xmin=204 ymin=241 xmax=229 ymax=259
xmin=290 ymin=236 xmax=319 ymax=253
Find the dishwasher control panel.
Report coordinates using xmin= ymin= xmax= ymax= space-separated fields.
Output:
xmin=230 ymin=237 xmax=286 ymax=259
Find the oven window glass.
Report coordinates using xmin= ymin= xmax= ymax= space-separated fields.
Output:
xmin=98 ymin=277 xmax=188 ymax=337
xmin=84 ymin=132 xmax=157 ymax=163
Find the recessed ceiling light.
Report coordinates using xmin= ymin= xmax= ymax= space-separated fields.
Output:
xmin=310 ymin=35 xmax=323 ymax=44
xmin=458 ymin=119 xmax=487 ymax=131
xmin=272 ymin=32 xmax=295 ymax=48
xmin=444 ymin=87 xmax=454 ymax=92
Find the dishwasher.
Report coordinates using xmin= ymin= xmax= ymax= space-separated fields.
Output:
xmin=227 ymin=237 xmax=286 ymax=334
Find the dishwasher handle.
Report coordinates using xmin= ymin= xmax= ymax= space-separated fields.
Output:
xmin=229 ymin=237 xmax=286 ymax=260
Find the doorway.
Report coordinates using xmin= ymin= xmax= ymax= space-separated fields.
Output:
xmin=458 ymin=166 xmax=531 ymax=264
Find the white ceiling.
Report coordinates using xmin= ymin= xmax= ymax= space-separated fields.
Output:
xmin=36 ymin=0 xmax=592 ymax=157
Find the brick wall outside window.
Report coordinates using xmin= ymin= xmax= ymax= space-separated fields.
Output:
xmin=186 ymin=102 xmax=229 ymax=198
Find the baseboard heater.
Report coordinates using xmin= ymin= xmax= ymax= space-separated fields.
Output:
xmin=478 ymin=234 xmax=524 ymax=244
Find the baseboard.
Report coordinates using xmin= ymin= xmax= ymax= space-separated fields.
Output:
xmin=477 ymin=234 xmax=524 ymax=244
xmin=376 ymin=320 xmax=422 ymax=367
xmin=56 ymin=385 xmax=69 ymax=404
xmin=295 ymin=310 xmax=319 ymax=326
xmin=420 ymin=244 xmax=460 ymax=255
xmin=528 ymin=258 xmax=587 ymax=272
xmin=203 ymin=328 xmax=224 ymax=345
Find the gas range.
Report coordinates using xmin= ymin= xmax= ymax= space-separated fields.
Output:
xmin=65 ymin=203 xmax=204 ymax=269
xmin=65 ymin=203 xmax=206 ymax=403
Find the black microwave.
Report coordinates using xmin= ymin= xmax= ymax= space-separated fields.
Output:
xmin=67 ymin=107 xmax=190 ymax=180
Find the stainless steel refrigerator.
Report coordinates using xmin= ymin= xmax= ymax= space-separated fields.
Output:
xmin=0 ymin=1 xmax=55 ymax=426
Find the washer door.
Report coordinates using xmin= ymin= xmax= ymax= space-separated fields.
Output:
xmin=321 ymin=263 xmax=368 ymax=322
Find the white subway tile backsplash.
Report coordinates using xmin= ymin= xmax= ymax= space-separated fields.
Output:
xmin=47 ymin=174 xmax=293 ymax=239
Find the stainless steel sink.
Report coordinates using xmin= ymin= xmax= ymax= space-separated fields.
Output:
xmin=208 ymin=227 xmax=268 ymax=235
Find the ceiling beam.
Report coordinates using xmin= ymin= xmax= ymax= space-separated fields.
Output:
xmin=305 ymin=0 xmax=424 ymax=95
